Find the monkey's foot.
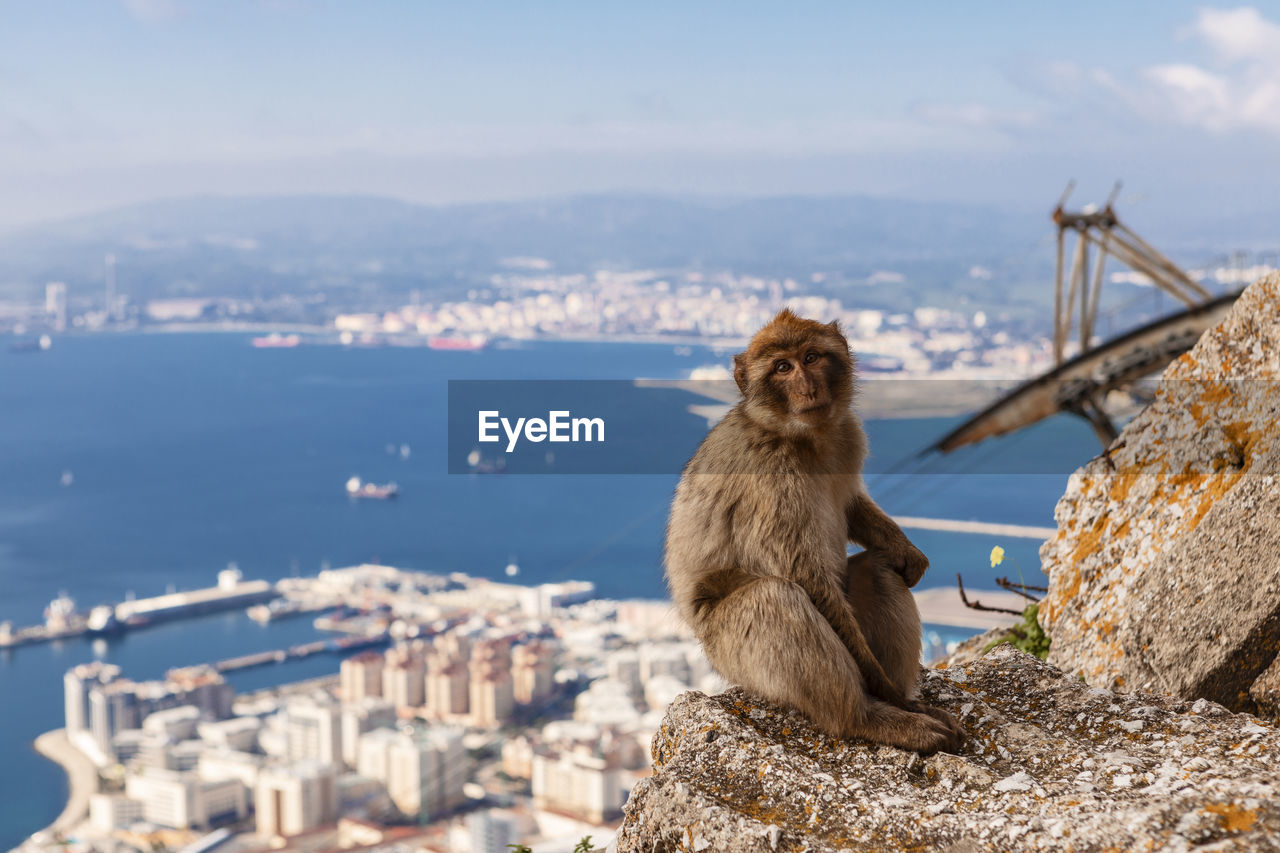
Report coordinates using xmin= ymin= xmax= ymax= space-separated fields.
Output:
xmin=858 ymin=705 xmax=961 ymax=756
xmin=914 ymin=704 xmax=965 ymax=745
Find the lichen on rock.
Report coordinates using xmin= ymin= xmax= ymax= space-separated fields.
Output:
xmin=615 ymin=647 xmax=1280 ymax=852
xmin=1039 ymin=273 xmax=1280 ymax=710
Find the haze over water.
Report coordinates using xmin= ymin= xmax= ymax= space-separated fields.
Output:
xmin=0 ymin=334 xmax=1098 ymax=845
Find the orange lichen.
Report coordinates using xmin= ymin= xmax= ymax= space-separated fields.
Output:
xmin=1109 ymin=471 xmax=1140 ymax=504
xmin=1203 ymin=802 xmax=1258 ymax=833
xmin=1071 ymin=516 xmax=1109 ymax=564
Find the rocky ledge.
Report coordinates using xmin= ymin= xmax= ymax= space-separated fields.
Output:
xmin=1039 ymin=273 xmax=1280 ymax=710
xmin=615 ymin=647 xmax=1280 ymax=852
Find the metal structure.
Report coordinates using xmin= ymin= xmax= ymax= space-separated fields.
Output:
xmin=931 ymin=183 xmax=1242 ymax=453
xmin=1049 ymin=181 xmax=1211 ymax=365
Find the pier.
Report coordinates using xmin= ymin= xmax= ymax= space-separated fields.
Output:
xmin=0 ymin=567 xmax=279 ymax=652
xmin=211 ymin=633 xmax=389 ymax=673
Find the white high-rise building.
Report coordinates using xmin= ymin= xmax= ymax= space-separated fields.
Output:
xmin=284 ymin=695 xmax=342 ymax=767
xmin=255 ymin=761 xmax=337 ymax=838
xmin=340 ymin=651 xmax=384 ymax=703
xmin=425 ymin=654 xmax=469 ymax=718
xmin=382 ymin=656 xmax=425 ymax=709
xmin=341 ymin=698 xmax=396 ymax=768
xmin=532 ymin=751 xmax=622 ymax=824
xmin=356 ymin=725 xmax=468 ymax=821
xmin=64 ymin=662 xmax=121 ymax=738
xmin=512 ymin=641 xmax=555 ymax=705
xmin=45 ymin=282 xmax=67 ymax=332
xmin=469 ymin=640 xmax=513 ymax=727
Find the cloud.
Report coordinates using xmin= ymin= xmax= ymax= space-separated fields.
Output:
xmin=1190 ymin=6 xmax=1280 ymax=62
xmin=1141 ymin=6 xmax=1280 ymax=134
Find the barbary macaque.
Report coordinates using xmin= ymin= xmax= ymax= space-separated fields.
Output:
xmin=664 ymin=309 xmax=962 ymax=754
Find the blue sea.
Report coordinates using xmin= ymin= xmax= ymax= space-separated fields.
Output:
xmin=0 ymin=334 xmax=1099 ymax=847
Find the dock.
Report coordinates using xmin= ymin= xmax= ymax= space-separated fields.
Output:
xmin=212 ymin=633 xmax=389 ymax=673
xmin=0 ymin=567 xmax=279 ymax=652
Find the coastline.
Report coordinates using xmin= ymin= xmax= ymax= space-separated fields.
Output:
xmin=31 ymin=729 xmax=96 ymax=842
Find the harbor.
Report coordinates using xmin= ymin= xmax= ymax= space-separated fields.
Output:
xmin=0 ymin=566 xmax=279 ymax=651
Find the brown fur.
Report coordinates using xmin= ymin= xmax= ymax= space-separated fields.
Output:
xmin=665 ymin=310 xmax=962 ymax=754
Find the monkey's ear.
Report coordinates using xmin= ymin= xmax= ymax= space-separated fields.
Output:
xmin=732 ymin=353 xmax=749 ymax=395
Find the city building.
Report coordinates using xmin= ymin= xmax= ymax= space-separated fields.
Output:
xmin=76 ymin=665 xmax=236 ymax=763
xmin=88 ymin=793 xmax=143 ymax=834
xmin=197 ymin=716 xmax=261 ymax=752
xmin=340 ymin=650 xmax=384 ymax=703
xmin=531 ymin=751 xmax=623 ymax=824
xmin=512 ymin=641 xmax=555 ymax=705
xmin=284 ymin=694 xmax=342 ymax=767
xmin=425 ymin=653 xmax=469 ymax=718
xmin=357 ymin=725 xmax=468 ymax=821
xmin=382 ymin=647 xmax=426 ymax=709
xmin=468 ymin=808 xmax=520 ymax=853
xmin=64 ymin=662 xmax=121 ymax=739
xmin=340 ymin=698 xmax=396 ymax=768
xmin=125 ymin=768 xmax=248 ymax=829
xmin=142 ymin=705 xmax=201 ymax=741
xmin=469 ymin=640 xmax=513 ymax=727
xmin=44 ymin=282 xmax=67 ymax=332
xmin=255 ymin=761 xmax=338 ymax=838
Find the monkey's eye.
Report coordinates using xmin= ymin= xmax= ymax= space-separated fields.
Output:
xmin=774 ymin=360 xmax=792 ymax=374
xmin=803 ymin=350 xmax=821 ymax=365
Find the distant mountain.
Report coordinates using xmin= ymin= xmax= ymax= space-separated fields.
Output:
xmin=3 ymin=192 xmax=1044 ymax=265
xmin=8 ymin=191 xmax=1258 ymax=324
xmin=0 ymin=193 xmax=1056 ymax=311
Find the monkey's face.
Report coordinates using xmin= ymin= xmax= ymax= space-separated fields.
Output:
xmin=734 ymin=312 xmax=855 ymax=433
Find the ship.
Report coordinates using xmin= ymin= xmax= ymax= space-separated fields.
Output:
xmin=427 ymin=334 xmax=488 ymax=351
xmin=86 ymin=605 xmax=122 ymax=635
xmin=345 ymin=476 xmax=399 ymax=500
xmin=252 ymin=333 xmax=301 ymax=348
xmin=10 ymin=335 xmax=52 ymax=353
xmin=247 ymin=598 xmax=321 ymax=623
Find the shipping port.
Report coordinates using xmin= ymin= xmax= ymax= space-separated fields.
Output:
xmin=0 ymin=566 xmax=279 ymax=650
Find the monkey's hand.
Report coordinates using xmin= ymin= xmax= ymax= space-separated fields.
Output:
xmin=887 ymin=541 xmax=929 ymax=588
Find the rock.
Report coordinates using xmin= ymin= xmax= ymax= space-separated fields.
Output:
xmin=1251 ymin=655 xmax=1280 ymax=723
xmin=615 ymin=647 xmax=1280 ymax=852
xmin=934 ymin=626 xmax=1009 ymax=668
xmin=1039 ymin=274 xmax=1280 ymax=709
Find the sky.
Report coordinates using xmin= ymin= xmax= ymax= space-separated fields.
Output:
xmin=3 ymin=1 xmax=1280 ymax=229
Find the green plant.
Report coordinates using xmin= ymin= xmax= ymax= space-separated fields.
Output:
xmin=506 ymin=845 xmax=533 ymax=853
xmin=574 ymin=837 xmax=595 ymax=853
xmin=984 ymin=602 xmax=1050 ymax=659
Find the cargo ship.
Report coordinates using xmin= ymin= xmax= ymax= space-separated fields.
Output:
xmin=252 ymin=333 xmax=301 ymax=348
xmin=10 ymin=335 xmax=52 ymax=353
xmin=345 ymin=476 xmax=399 ymax=499
xmin=113 ymin=566 xmax=277 ymax=625
xmin=427 ymin=334 xmax=488 ymax=351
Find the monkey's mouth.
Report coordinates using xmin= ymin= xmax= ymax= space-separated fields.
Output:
xmin=794 ymin=402 xmax=832 ymax=415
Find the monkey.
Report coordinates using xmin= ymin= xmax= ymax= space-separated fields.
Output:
xmin=664 ymin=309 xmax=962 ymax=754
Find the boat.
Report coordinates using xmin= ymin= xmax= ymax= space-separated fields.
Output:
xmin=87 ymin=605 xmax=122 ymax=635
xmin=44 ymin=593 xmax=77 ymax=629
xmin=10 ymin=335 xmax=52 ymax=353
xmin=345 ymin=476 xmax=399 ymax=500
xmin=247 ymin=598 xmax=317 ymax=623
xmin=252 ymin=333 xmax=301 ymax=348
xmin=428 ymin=334 xmax=488 ymax=351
